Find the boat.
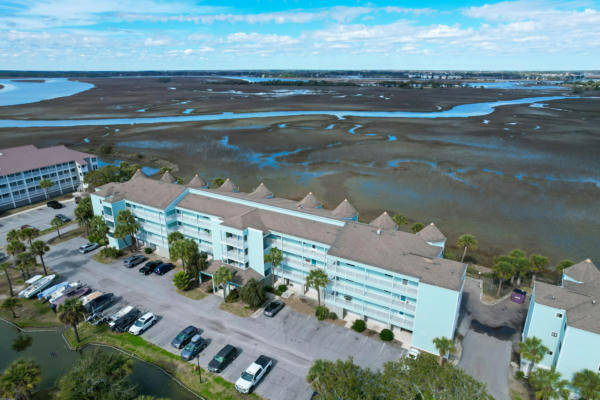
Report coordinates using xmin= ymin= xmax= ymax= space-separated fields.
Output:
xmin=52 ymin=286 xmax=91 ymax=306
xmin=81 ymin=291 xmax=103 ymax=305
xmin=108 ymin=305 xmax=133 ymax=328
xmin=18 ymin=275 xmax=44 ymax=297
xmin=19 ymin=275 xmax=56 ymax=299
xmin=49 ymin=281 xmax=81 ymax=303
xmin=37 ymin=281 xmax=69 ymax=301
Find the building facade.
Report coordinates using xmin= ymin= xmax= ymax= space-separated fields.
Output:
xmin=521 ymin=259 xmax=600 ymax=383
xmin=0 ymin=145 xmax=98 ymax=210
xmin=91 ymin=172 xmax=467 ymax=355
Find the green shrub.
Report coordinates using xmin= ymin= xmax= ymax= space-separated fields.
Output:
xmin=144 ymin=247 xmax=153 ymax=254
xmin=380 ymin=329 xmax=394 ymax=341
xmin=315 ymin=306 xmax=329 ymax=321
xmin=466 ymin=265 xmax=479 ymax=276
xmin=264 ymin=285 xmax=274 ymax=293
xmin=225 ymin=289 xmax=239 ymax=303
xmin=99 ymin=247 xmax=121 ymax=259
xmin=173 ymin=271 xmax=192 ymax=290
xmin=328 ymin=312 xmax=338 ymax=320
xmin=352 ymin=319 xmax=366 ymax=332
xmin=239 ymin=279 xmax=265 ymax=308
xmin=515 ymin=370 xmax=525 ymax=380
xmin=98 ymin=144 xmax=113 ymax=155
xmin=277 ymin=284 xmax=288 ymax=293
xmin=444 ymin=251 xmax=457 ymax=261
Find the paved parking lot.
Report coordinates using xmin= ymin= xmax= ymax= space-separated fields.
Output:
xmin=0 ymin=199 xmax=76 ymax=248
xmin=41 ymin=236 xmax=405 ymax=400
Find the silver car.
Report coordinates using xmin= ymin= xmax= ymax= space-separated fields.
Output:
xmin=79 ymin=242 xmax=100 ymax=254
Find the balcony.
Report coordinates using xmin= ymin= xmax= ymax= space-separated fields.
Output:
xmin=324 ymin=294 xmax=414 ymax=330
xmin=226 ymin=250 xmax=246 ymax=263
xmin=225 ymin=237 xmax=244 ymax=248
xmin=330 ymin=281 xmax=417 ymax=313
xmin=265 ymin=239 xmax=326 ymax=260
xmin=326 ymin=264 xmax=418 ymax=297
xmin=276 ymin=268 xmax=307 ymax=284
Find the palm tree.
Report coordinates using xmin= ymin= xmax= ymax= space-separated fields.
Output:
xmin=74 ymin=196 xmax=93 ymax=235
xmin=19 ymin=228 xmax=38 ymax=247
xmin=114 ymin=209 xmax=140 ymax=251
xmin=530 ymin=368 xmax=570 ymax=400
xmin=167 ymin=231 xmax=184 ymax=245
xmin=410 ymin=223 xmax=425 ymax=233
xmin=493 ymin=260 xmax=514 ymax=297
xmin=519 ymin=336 xmax=549 ymax=377
xmin=38 ymin=178 xmax=54 ymax=200
xmin=0 ymin=261 xmax=14 ymax=297
xmin=0 ymin=358 xmax=41 ymax=400
xmin=556 ymin=259 xmax=575 ymax=272
xmin=15 ymin=253 xmax=34 ymax=280
xmin=51 ymin=216 xmax=64 ymax=239
xmin=392 ymin=214 xmax=407 ymax=227
xmin=6 ymin=240 xmax=25 ymax=259
xmin=572 ymin=369 xmax=600 ymax=400
xmin=58 ymin=298 xmax=86 ymax=343
xmin=432 ymin=336 xmax=456 ymax=366
xmin=1 ymin=297 xmax=20 ymax=318
xmin=240 ymin=279 xmax=266 ymax=308
xmin=509 ymin=249 xmax=530 ymax=286
xmin=213 ymin=266 xmax=233 ymax=296
xmin=305 ymin=269 xmax=328 ymax=306
xmin=264 ymin=247 xmax=283 ymax=274
xmin=6 ymin=229 xmax=21 ymax=243
xmin=30 ymin=241 xmax=50 ymax=276
xmin=457 ymin=234 xmax=478 ymax=263
xmin=529 ymin=254 xmax=549 ymax=287
xmin=90 ymin=215 xmax=109 ymax=247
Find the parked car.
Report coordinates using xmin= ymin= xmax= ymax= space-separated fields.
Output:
xmin=140 ymin=260 xmax=161 ymax=275
xmin=154 ymin=263 xmax=174 ymax=275
xmin=180 ymin=334 xmax=207 ymax=361
xmin=0 ymin=252 xmax=7 ymax=262
xmin=235 ymin=355 xmax=273 ymax=394
xmin=407 ymin=348 xmax=420 ymax=360
xmin=111 ymin=308 xmax=141 ymax=332
xmin=83 ymin=293 xmax=114 ymax=315
xmin=208 ymin=344 xmax=238 ymax=373
xmin=79 ymin=242 xmax=100 ymax=254
xmin=171 ymin=326 xmax=198 ymax=349
xmin=263 ymin=300 xmax=284 ymax=317
xmin=47 ymin=200 xmax=63 ymax=209
xmin=20 ymin=224 xmax=39 ymax=233
xmin=55 ymin=214 xmax=71 ymax=223
xmin=128 ymin=312 xmax=157 ymax=335
xmin=123 ymin=255 xmax=147 ymax=268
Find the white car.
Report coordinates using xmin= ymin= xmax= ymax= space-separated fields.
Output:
xmin=407 ymin=348 xmax=421 ymax=360
xmin=235 ymin=355 xmax=272 ymax=394
xmin=128 ymin=312 xmax=157 ymax=335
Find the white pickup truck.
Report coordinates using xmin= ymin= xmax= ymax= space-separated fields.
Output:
xmin=235 ymin=355 xmax=273 ymax=394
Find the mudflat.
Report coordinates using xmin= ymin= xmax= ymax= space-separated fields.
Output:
xmin=0 ymin=77 xmax=598 ymax=264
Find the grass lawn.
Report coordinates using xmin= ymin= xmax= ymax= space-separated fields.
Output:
xmin=218 ymin=300 xmax=257 ymax=318
xmin=47 ymin=226 xmax=86 ymax=245
xmin=38 ymin=220 xmax=76 ymax=236
xmin=0 ymin=297 xmax=60 ymax=328
xmin=65 ymin=324 xmax=261 ymax=400
xmin=177 ymin=287 xmax=208 ymax=301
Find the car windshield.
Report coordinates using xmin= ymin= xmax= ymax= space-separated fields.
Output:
xmin=175 ymin=333 xmax=187 ymax=341
xmin=241 ymin=372 xmax=254 ymax=382
xmin=184 ymin=343 xmax=196 ymax=351
xmin=214 ymin=355 xmax=224 ymax=363
xmin=134 ymin=320 xmax=144 ymax=327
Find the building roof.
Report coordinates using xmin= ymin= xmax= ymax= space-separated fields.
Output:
xmin=131 ymin=169 xmax=146 ymax=180
xmin=563 ymin=259 xmax=599 ymax=283
xmin=187 ymin=174 xmax=207 ymax=188
xmin=160 ymin=170 xmax=177 ymax=184
xmin=249 ymin=182 xmax=273 ymax=199
xmin=332 ymin=198 xmax=358 ymax=219
xmin=369 ymin=211 xmax=397 ymax=231
xmin=417 ymin=223 xmax=446 ymax=243
xmin=217 ymin=178 xmax=238 ymax=192
xmin=298 ymin=192 xmax=321 ymax=209
xmin=203 ymin=261 xmax=264 ymax=286
xmin=95 ymin=175 xmax=186 ymax=210
xmin=0 ymin=145 xmax=95 ymax=176
xmin=177 ymin=192 xmax=254 ymax=219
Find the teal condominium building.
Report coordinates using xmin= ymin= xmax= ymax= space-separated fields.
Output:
xmin=91 ymin=171 xmax=467 ymax=354
xmin=522 ymin=259 xmax=600 ymax=382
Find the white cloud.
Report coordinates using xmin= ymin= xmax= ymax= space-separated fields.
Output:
xmin=144 ymin=37 xmax=170 ymax=46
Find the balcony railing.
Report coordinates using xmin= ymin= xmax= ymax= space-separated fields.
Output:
xmin=226 ymin=250 xmax=246 ymax=263
xmin=265 ymin=239 xmax=327 ymax=260
xmin=276 ymin=268 xmax=307 ymax=284
xmin=330 ymin=281 xmax=417 ymax=313
xmin=225 ymin=237 xmax=244 ymax=248
xmin=325 ymin=294 xmax=414 ymax=330
xmin=326 ymin=264 xmax=418 ymax=297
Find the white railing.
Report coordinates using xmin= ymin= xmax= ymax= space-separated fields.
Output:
xmin=226 ymin=250 xmax=246 ymax=263
xmin=266 ymin=239 xmax=327 ymax=260
xmin=325 ymin=295 xmax=414 ymax=330
xmin=225 ymin=237 xmax=244 ymax=248
xmin=327 ymin=265 xmax=418 ymax=297
xmin=276 ymin=268 xmax=307 ymax=283
xmin=330 ymin=281 xmax=417 ymax=313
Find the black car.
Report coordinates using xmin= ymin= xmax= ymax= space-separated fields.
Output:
xmin=208 ymin=344 xmax=238 ymax=373
xmin=84 ymin=293 xmax=114 ymax=315
xmin=124 ymin=255 xmax=147 ymax=268
xmin=180 ymin=334 xmax=207 ymax=361
xmin=111 ymin=309 xmax=142 ymax=332
xmin=47 ymin=200 xmax=63 ymax=209
xmin=140 ymin=260 xmax=161 ymax=275
xmin=154 ymin=263 xmax=174 ymax=275
xmin=264 ymin=300 xmax=285 ymax=317
xmin=171 ymin=326 xmax=198 ymax=349
xmin=55 ymin=214 xmax=71 ymax=223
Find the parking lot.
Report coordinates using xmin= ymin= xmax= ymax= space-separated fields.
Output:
xmin=40 ymin=235 xmax=405 ymax=400
xmin=0 ymin=199 xmax=76 ymax=248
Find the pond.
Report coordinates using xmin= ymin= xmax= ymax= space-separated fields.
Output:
xmin=0 ymin=78 xmax=94 ymax=106
xmin=0 ymin=320 xmax=199 ymax=400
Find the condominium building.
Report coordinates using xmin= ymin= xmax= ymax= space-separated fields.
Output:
xmin=522 ymin=259 xmax=600 ymax=382
xmin=91 ymin=171 xmax=467 ymax=354
xmin=0 ymin=145 xmax=98 ymax=210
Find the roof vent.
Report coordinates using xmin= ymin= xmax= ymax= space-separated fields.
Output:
xmin=593 ymin=300 xmax=597 ymax=305
xmin=551 ymin=295 xmax=556 ymax=300
xmin=376 ymin=228 xmax=382 ymax=236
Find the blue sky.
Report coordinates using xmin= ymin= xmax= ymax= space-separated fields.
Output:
xmin=0 ymin=0 xmax=599 ymax=70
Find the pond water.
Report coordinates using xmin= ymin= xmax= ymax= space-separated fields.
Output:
xmin=463 ymin=81 xmax=563 ymax=90
xmin=0 ymin=95 xmax=575 ymax=128
xmin=0 ymin=320 xmax=198 ymax=399
xmin=0 ymin=78 xmax=94 ymax=106
xmin=97 ymin=159 xmax=160 ymax=176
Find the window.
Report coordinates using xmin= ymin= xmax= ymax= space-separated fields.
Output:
xmin=556 ymin=313 xmax=563 ymax=318
xmin=547 ymin=351 xmax=553 ymax=355
xmin=402 ymin=279 xmax=408 ymax=285
xmin=551 ymin=332 xmax=558 ymax=337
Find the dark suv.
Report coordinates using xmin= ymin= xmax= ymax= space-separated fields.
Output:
xmin=171 ymin=326 xmax=198 ymax=349
xmin=208 ymin=344 xmax=239 ymax=373
xmin=140 ymin=260 xmax=161 ymax=275
xmin=47 ymin=200 xmax=63 ymax=209
xmin=111 ymin=309 xmax=142 ymax=332
xmin=154 ymin=263 xmax=174 ymax=275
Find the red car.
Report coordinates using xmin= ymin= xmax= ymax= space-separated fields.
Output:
xmin=20 ymin=224 xmax=40 ymax=234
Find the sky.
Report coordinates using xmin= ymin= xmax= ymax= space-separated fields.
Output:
xmin=0 ymin=0 xmax=599 ymax=70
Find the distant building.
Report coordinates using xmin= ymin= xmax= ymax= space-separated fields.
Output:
xmin=0 ymin=145 xmax=98 ymax=210
xmin=522 ymin=259 xmax=600 ymax=382
xmin=91 ymin=171 xmax=467 ymax=355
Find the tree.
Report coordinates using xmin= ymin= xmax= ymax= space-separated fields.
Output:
xmin=0 ymin=359 xmax=41 ymax=400
xmin=58 ymin=298 xmax=86 ymax=343
xmin=84 ymin=163 xmax=140 ymax=189
xmin=432 ymin=336 xmax=456 ymax=366
xmin=38 ymin=178 xmax=53 ymax=200
xmin=240 ymin=278 xmax=266 ymax=308
xmin=213 ymin=266 xmax=233 ymax=296
xmin=6 ymin=229 xmax=21 ymax=244
xmin=0 ymin=262 xmax=14 ymax=297
xmin=411 ymin=223 xmax=425 ymax=233
xmin=457 ymin=234 xmax=478 ymax=263
xmin=519 ymin=336 xmax=549 ymax=377
xmin=212 ymin=177 xmax=225 ymax=188
xmin=264 ymin=247 xmax=283 ymax=274
xmin=19 ymin=228 xmax=38 ymax=247
xmin=530 ymin=368 xmax=570 ymax=400
xmin=306 ymin=269 xmax=328 ymax=306
xmin=1 ymin=297 xmax=20 ymax=318
xmin=392 ymin=214 xmax=407 ymax=227
xmin=493 ymin=260 xmax=514 ymax=297
xmin=556 ymin=259 xmax=575 ymax=272
xmin=55 ymin=348 xmax=136 ymax=400
xmin=30 ymin=241 xmax=50 ymax=276
xmin=89 ymin=215 xmax=109 ymax=247
xmin=74 ymin=196 xmax=94 ymax=235
xmin=15 ymin=252 xmax=34 ymax=280
xmin=572 ymin=369 xmax=600 ymax=400
xmin=173 ymin=271 xmax=192 ymax=290
xmin=169 ymin=238 xmax=198 ymax=273
xmin=167 ymin=231 xmax=184 ymax=245
xmin=307 ymin=357 xmax=378 ymax=400
xmin=51 ymin=216 xmax=64 ymax=239
xmin=509 ymin=249 xmax=531 ymax=286
xmin=529 ymin=254 xmax=549 ymax=286
xmin=6 ymin=240 xmax=26 ymax=259
xmin=114 ymin=209 xmax=140 ymax=251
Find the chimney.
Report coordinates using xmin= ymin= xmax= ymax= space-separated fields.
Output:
xmin=376 ymin=228 xmax=382 ymax=236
